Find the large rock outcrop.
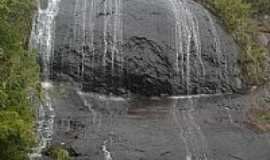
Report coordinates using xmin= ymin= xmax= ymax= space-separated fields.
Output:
xmin=51 ymin=0 xmax=243 ymax=96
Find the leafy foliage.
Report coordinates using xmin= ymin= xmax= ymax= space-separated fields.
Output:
xmin=0 ymin=111 xmax=36 ymax=160
xmin=0 ymin=0 xmax=40 ymax=159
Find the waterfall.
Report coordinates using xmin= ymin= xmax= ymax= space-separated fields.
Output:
xmin=168 ymin=1 xmax=210 ymax=160
xmin=73 ymin=0 xmax=86 ymax=78
xmin=29 ymin=0 xmax=61 ymax=159
xmin=171 ymin=97 xmax=210 ymax=160
xmin=102 ymin=0 xmax=123 ymax=71
xmin=169 ymin=0 xmax=205 ymax=87
xmin=103 ymin=0 xmax=109 ymax=66
xmin=26 ymin=0 xmax=243 ymax=159
xmin=171 ymin=100 xmax=192 ymax=160
xmin=71 ymin=0 xmax=123 ymax=78
xmin=81 ymin=0 xmax=87 ymax=78
xmin=88 ymin=0 xmax=96 ymax=73
xmin=72 ymin=0 xmax=97 ymax=80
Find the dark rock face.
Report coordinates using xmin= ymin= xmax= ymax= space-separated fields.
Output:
xmin=51 ymin=0 xmax=243 ymax=96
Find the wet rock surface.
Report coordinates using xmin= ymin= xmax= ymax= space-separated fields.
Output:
xmin=43 ymin=82 xmax=270 ymax=160
xmin=32 ymin=1 xmax=270 ymax=160
xmin=31 ymin=1 xmax=270 ymax=160
xmin=51 ymin=0 xmax=243 ymax=96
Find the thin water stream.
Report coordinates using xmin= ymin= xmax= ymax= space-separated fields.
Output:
xmin=29 ymin=0 xmax=61 ymax=159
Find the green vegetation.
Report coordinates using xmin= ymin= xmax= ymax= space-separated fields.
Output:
xmin=0 ymin=0 xmax=40 ymax=159
xmin=198 ymin=0 xmax=267 ymax=84
xmin=46 ymin=146 xmax=72 ymax=160
xmin=245 ymin=0 xmax=270 ymax=15
xmin=52 ymin=148 xmax=71 ymax=160
xmin=257 ymin=111 xmax=270 ymax=123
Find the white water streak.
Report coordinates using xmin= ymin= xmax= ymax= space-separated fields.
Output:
xmin=89 ymin=0 xmax=96 ymax=70
xmin=171 ymin=98 xmax=210 ymax=160
xmin=103 ymin=0 xmax=109 ymax=66
xmin=168 ymin=1 xmax=209 ymax=159
xmin=169 ymin=92 xmax=228 ymax=100
xmin=169 ymin=0 xmax=205 ymax=86
xmin=73 ymin=0 xmax=81 ymax=76
xmin=81 ymin=0 xmax=87 ymax=78
xmin=102 ymin=141 xmax=113 ymax=160
xmin=112 ymin=0 xmax=118 ymax=71
xmin=77 ymin=90 xmax=113 ymax=160
xmin=191 ymin=14 xmax=205 ymax=77
xmin=171 ymin=101 xmax=192 ymax=160
xmin=73 ymin=0 xmax=87 ymax=78
xmin=103 ymin=0 xmax=123 ymax=71
xmin=29 ymin=1 xmax=61 ymax=159
xmin=117 ymin=0 xmax=124 ymax=69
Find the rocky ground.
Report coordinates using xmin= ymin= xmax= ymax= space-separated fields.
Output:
xmin=41 ymin=82 xmax=270 ymax=160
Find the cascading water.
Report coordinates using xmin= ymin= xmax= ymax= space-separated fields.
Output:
xmin=102 ymin=0 xmax=123 ymax=71
xmin=169 ymin=0 xmax=205 ymax=86
xmin=29 ymin=0 xmax=61 ymax=159
xmin=69 ymin=0 xmax=124 ymax=159
xmin=88 ymin=0 xmax=97 ymax=74
xmin=26 ymin=0 xmax=251 ymax=159
xmin=168 ymin=0 xmax=211 ymax=160
xmin=70 ymin=0 xmax=123 ymax=79
xmin=103 ymin=0 xmax=109 ymax=67
xmin=171 ymin=97 xmax=211 ymax=160
xmin=73 ymin=0 xmax=88 ymax=79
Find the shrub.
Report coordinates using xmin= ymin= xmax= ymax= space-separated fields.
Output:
xmin=52 ymin=148 xmax=71 ymax=160
xmin=46 ymin=146 xmax=72 ymax=160
xmin=0 ymin=111 xmax=36 ymax=160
